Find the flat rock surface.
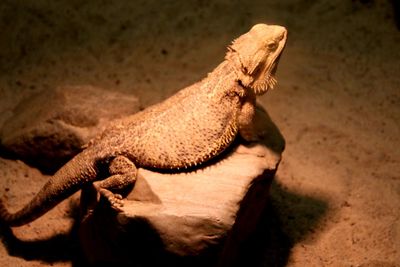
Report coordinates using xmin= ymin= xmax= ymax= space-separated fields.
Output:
xmin=0 ymin=85 xmax=140 ymax=172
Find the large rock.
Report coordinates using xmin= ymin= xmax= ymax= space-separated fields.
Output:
xmin=0 ymin=85 xmax=140 ymax=172
xmin=78 ymin=105 xmax=285 ymax=267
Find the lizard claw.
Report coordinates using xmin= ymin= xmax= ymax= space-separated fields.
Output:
xmin=110 ymin=194 xmax=124 ymax=211
xmin=110 ymin=201 xmax=124 ymax=212
xmin=114 ymin=194 xmax=123 ymax=200
xmin=99 ymin=189 xmax=124 ymax=211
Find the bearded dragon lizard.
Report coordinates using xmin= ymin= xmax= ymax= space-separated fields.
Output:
xmin=0 ymin=24 xmax=287 ymax=227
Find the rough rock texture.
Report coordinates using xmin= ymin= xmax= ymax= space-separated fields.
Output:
xmin=0 ymin=85 xmax=140 ymax=172
xmin=78 ymin=106 xmax=284 ymax=266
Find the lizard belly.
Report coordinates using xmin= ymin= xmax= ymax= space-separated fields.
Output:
xmin=128 ymin=118 xmax=238 ymax=170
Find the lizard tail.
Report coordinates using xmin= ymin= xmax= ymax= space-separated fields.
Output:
xmin=0 ymin=199 xmax=8 ymax=221
xmin=0 ymin=198 xmax=16 ymax=226
xmin=0 ymin=151 xmax=99 ymax=227
xmin=0 ymin=195 xmax=58 ymax=227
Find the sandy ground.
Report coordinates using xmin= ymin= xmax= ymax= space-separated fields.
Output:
xmin=0 ymin=1 xmax=399 ymax=266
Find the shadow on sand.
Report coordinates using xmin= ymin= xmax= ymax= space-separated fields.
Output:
xmin=230 ymin=180 xmax=328 ymax=267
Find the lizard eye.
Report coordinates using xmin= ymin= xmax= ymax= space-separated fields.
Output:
xmin=267 ymin=41 xmax=278 ymax=50
xmin=241 ymin=66 xmax=248 ymax=74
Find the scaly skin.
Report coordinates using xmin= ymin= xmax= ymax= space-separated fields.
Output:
xmin=0 ymin=24 xmax=287 ymax=227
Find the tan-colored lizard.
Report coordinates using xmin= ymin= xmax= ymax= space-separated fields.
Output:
xmin=0 ymin=24 xmax=287 ymax=227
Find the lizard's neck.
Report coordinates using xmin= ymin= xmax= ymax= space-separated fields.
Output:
xmin=202 ymin=60 xmax=239 ymax=93
xmin=206 ymin=60 xmax=261 ymax=96
xmin=208 ymin=60 xmax=236 ymax=78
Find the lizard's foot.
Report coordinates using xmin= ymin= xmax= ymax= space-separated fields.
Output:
xmin=99 ymin=188 xmax=124 ymax=211
xmin=93 ymin=156 xmax=138 ymax=211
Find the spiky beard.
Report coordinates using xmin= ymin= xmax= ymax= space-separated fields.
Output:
xmin=238 ymin=70 xmax=277 ymax=96
xmin=252 ymin=73 xmax=277 ymax=95
xmin=250 ymin=61 xmax=278 ymax=95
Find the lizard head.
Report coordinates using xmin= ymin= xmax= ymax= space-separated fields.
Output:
xmin=226 ymin=24 xmax=287 ymax=95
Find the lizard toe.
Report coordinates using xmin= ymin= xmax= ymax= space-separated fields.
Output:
xmin=114 ymin=194 xmax=123 ymax=200
xmin=99 ymin=189 xmax=124 ymax=211
xmin=110 ymin=198 xmax=124 ymax=212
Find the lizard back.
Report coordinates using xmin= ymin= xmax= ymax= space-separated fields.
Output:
xmin=95 ymin=63 xmax=242 ymax=170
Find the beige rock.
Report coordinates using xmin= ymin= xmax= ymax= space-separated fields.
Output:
xmin=78 ymin=106 xmax=284 ymax=266
xmin=0 ymin=85 xmax=140 ymax=172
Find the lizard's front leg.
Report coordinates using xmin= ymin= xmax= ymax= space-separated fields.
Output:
xmin=94 ymin=155 xmax=137 ymax=211
xmin=238 ymin=92 xmax=259 ymax=142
